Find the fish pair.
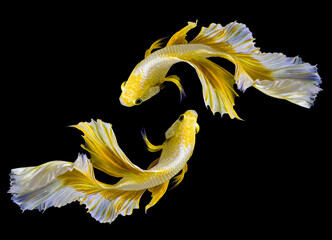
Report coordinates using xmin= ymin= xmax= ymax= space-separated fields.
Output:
xmin=9 ymin=20 xmax=321 ymax=224
xmin=9 ymin=110 xmax=199 ymax=223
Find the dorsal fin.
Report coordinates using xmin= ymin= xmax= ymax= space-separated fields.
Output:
xmin=166 ymin=21 xmax=197 ymax=47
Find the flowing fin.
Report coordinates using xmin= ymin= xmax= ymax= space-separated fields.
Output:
xmin=9 ymin=154 xmax=146 ymax=224
xmin=145 ymin=37 xmax=166 ymax=58
xmin=190 ymin=21 xmax=262 ymax=91
xmin=190 ymin=21 xmax=321 ymax=107
xmin=184 ymin=56 xmax=241 ymax=119
xmin=9 ymin=155 xmax=94 ymax=212
xmin=80 ymin=189 xmax=145 ymax=223
xmin=72 ymin=119 xmax=144 ymax=178
xmin=191 ymin=21 xmax=259 ymax=55
xmin=166 ymin=21 xmax=197 ymax=47
xmin=145 ymin=180 xmax=169 ymax=213
xmin=251 ymin=53 xmax=322 ymax=108
xmin=141 ymin=129 xmax=164 ymax=152
xmin=163 ymin=75 xmax=186 ymax=101
xmin=171 ymin=163 xmax=188 ymax=190
xmin=9 ymin=161 xmax=73 ymax=193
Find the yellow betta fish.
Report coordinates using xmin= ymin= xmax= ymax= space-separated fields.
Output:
xmin=120 ymin=21 xmax=322 ymax=119
xmin=9 ymin=110 xmax=199 ymax=223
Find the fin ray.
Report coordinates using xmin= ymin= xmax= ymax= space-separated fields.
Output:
xmin=73 ymin=119 xmax=143 ymax=178
xmin=9 ymin=154 xmax=146 ymax=224
xmin=184 ymin=56 xmax=241 ymax=119
xmin=190 ymin=21 xmax=321 ymax=108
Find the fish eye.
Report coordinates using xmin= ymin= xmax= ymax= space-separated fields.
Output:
xmin=135 ymin=98 xmax=143 ymax=105
xmin=178 ymin=115 xmax=185 ymax=122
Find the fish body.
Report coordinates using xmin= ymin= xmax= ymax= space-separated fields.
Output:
xmin=107 ymin=109 xmax=198 ymax=190
xmin=9 ymin=110 xmax=199 ymax=223
xmin=120 ymin=21 xmax=322 ymax=119
xmin=120 ymin=43 xmax=213 ymax=106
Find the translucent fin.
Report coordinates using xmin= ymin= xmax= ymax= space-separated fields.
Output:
xmin=81 ymin=189 xmax=145 ymax=224
xmin=166 ymin=21 xmax=197 ymax=47
xmin=145 ymin=37 xmax=166 ymax=58
xmin=9 ymin=161 xmax=73 ymax=193
xmin=251 ymin=53 xmax=322 ymax=108
xmin=184 ymin=56 xmax=241 ymax=119
xmin=9 ymin=154 xmax=146 ymax=224
xmin=163 ymin=75 xmax=186 ymax=101
xmin=190 ymin=21 xmax=261 ymax=91
xmin=72 ymin=119 xmax=144 ymax=178
xmin=191 ymin=21 xmax=259 ymax=54
xmin=9 ymin=155 xmax=92 ymax=212
xmin=145 ymin=180 xmax=169 ymax=212
xmin=171 ymin=163 xmax=188 ymax=190
xmin=190 ymin=21 xmax=322 ymax=108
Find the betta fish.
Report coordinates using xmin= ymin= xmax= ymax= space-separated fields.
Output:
xmin=119 ymin=21 xmax=321 ymax=119
xmin=9 ymin=110 xmax=199 ymax=223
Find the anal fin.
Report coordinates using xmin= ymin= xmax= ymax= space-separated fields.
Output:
xmin=145 ymin=180 xmax=169 ymax=213
xmin=185 ymin=56 xmax=241 ymax=119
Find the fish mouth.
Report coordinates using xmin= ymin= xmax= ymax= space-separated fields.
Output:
xmin=187 ymin=110 xmax=198 ymax=117
xmin=119 ymin=96 xmax=134 ymax=107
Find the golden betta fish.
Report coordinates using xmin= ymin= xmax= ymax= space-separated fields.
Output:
xmin=119 ymin=21 xmax=322 ymax=119
xmin=9 ymin=110 xmax=199 ymax=223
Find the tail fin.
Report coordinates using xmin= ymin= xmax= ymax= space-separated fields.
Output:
xmin=9 ymin=154 xmax=146 ymax=223
xmin=250 ymin=53 xmax=321 ymax=108
xmin=187 ymin=21 xmax=321 ymax=113
xmin=9 ymin=155 xmax=91 ymax=212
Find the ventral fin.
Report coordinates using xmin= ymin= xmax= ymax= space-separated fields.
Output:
xmin=171 ymin=163 xmax=188 ymax=190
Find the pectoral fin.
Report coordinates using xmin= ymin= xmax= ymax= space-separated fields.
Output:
xmin=163 ymin=75 xmax=186 ymax=101
xmin=141 ymin=129 xmax=164 ymax=152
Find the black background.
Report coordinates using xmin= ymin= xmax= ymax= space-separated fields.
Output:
xmin=2 ymin=1 xmax=329 ymax=238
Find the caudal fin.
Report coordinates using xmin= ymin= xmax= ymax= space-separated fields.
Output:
xmin=9 ymin=154 xmax=146 ymax=223
xmin=190 ymin=21 xmax=321 ymax=109
xmin=250 ymin=53 xmax=321 ymax=108
xmin=168 ymin=21 xmax=321 ymax=117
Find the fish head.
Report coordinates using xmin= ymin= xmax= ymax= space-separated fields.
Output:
xmin=119 ymin=72 xmax=161 ymax=107
xmin=165 ymin=110 xmax=199 ymax=139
